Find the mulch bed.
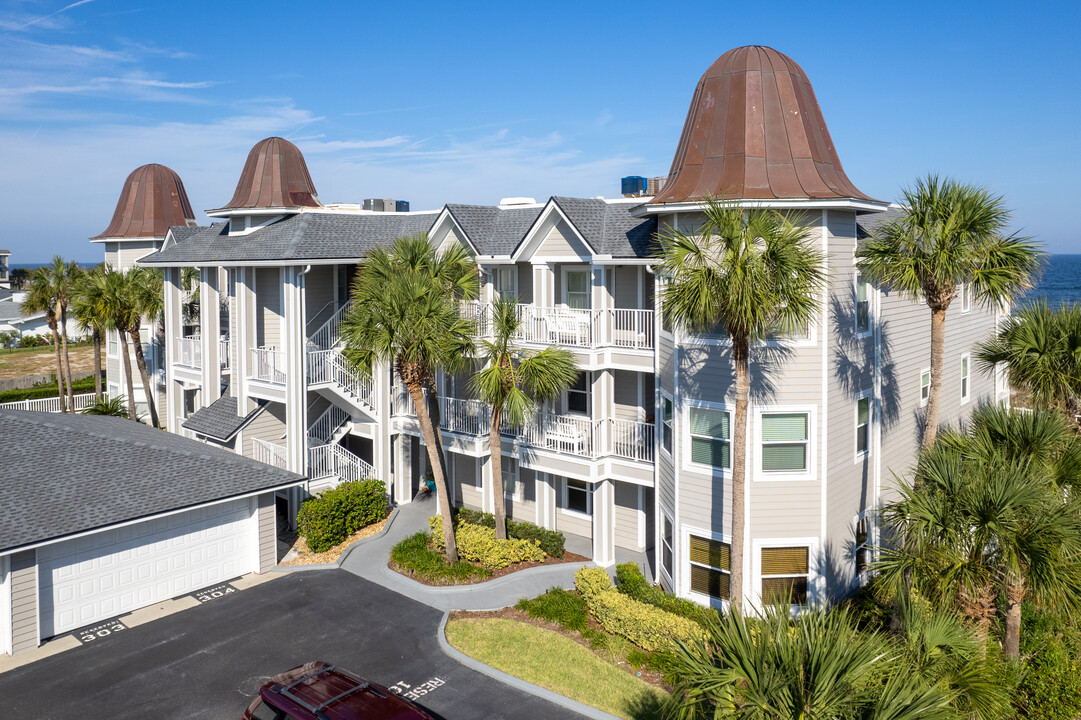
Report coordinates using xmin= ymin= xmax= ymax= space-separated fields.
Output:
xmin=281 ymin=513 xmax=391 ymax=566
xmin=449 ymin=606 xmax=670 ymax=690
xmin=389 ymin=550 xmax=590 ymax=586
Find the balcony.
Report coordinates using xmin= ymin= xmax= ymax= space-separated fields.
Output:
xmin=250 ymin=347 xmax=285 ymax=385
xmin=220 ymin=337 xmax=231 ymax=370
xmin=463 ymin=303 xmax=654 ymax=352
xmin=176 ymin=337 xmax=201 ymax=369
xmin=252 ymin=437 xmax=288 ymax=470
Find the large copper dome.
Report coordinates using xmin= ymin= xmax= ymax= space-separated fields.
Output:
xmin=651 ymin=46 xmax=876 ymax=204
xmin=91 ymin=163 xmax=196 ymax=239
xmin=222 ymin=136 xmax=322 ymax=210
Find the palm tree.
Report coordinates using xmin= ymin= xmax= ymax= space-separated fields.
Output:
xmin=51 ymin=256 xmax=82 ymax=412
xmin=82 ymin=395 xmax=129 ymax=417
xmin=22 ymin=266 xmax=67 ymax=412
xmin=876 ymin=407 xmax=1081 ymax=660
xmin=470 ymin=296 xmax=578 ymax=539
xmin=100 ymin=267 xmax=137 ymax=421
xmin=123 ymin=266 xmax=164 ymax=428
xmin=975 ymin=299 xmax=1081 ymax=417
xmin=856 ymin=175 xmax=1043 ymax=447
xmin=340 ymin=234 xmax=478 ymax=563
xmin=71 ymin=264 xmax=109 ymax=400
xmin=181 ymin=266 xmax=200 ymax=324
xmin=656 ymin=197 xmax=825 ymax=609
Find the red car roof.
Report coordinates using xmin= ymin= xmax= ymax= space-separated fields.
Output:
xmin=259 ymin=662 xmax=431 ymax=720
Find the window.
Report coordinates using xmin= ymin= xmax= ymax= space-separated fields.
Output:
xmin=661 ymin=396 xmax=673 ymax=455
xmin=961 ymin=354 xmax=970 ymax=403
xmin=564 ymin=478 xmax=591 ymax=515
xmin=566 ymin=372 xmax=589 ymax=415
xmin=689 ymin=534 xmax=731 ymax=600
xmin=108 ymin=330 xmax=117 ymax=356
xmin=855 ymin=395 xmax=870 ymax=458
xmin=854 ymin=517 xmax=871 ymax=576
xmin=689 ymin=406 xmax=730 ymax=468
xmin=760 ymin=546 xmax=809 ymax=605
xmin=960 ymin=282 xmax=971 ymax=313
xmin=494 ymin=266 xmax=517 ymax=299
xmin=761 ymin=413 xmax=808 ymax=472
xmin=661 ymin=514 xmax=674 ymax=579
xmin=855 ymin=273 xmax=871 ymax=334
xmin=920 ymin=368 xmax=931 ymax=406
xmin=564 ymin=268 xmax=590 ymax=309
xmin=502 ymin=456 xmax=520 ymax=499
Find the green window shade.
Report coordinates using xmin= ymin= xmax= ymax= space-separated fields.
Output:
xmin=761 ymin=546 xmax=809 ymax=575
xmin=761 ymin=576 xmax=808 ymax=605
xmin=690 ymin=565 xmax=731 ymax=600
xmin=690 ymin=408 xmax=729 ymax=438
xmin=689 ymin=535 xmax=730 ymax=570
xmin=761 ymin=413 xmax=807 ymax=442
xmin=762 ymin=443 xmax=806 ymax=471
xmin=691 ymin=437 xmax=730 ymax=467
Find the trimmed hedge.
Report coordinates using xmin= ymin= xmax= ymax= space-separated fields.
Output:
xmin=390 ymin=531 xmax=491 ymax=584
xmin=297 ymin=479 xmax=388 ymax=553
xmin=454 ymin=507 xmax=565 ymax=558
xmin=0 ymin=374 xmax=97 ymax=403
xmin=430 ymin=515 xmax=545 ymax=569
xmin=574 ymin=567 xmax=707 ymax=652
xmin=615 ymin=562 xmax=719 ymax=627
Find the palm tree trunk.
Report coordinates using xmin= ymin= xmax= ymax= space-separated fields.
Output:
xmin=1004 ymin=577 xmax=1024 ymax=660
xmin=424 ymin=374 xmax=448 ymax=468
xmin=923 ymin=306 xmax=947 ymax=448
xmin=50 ymin=322 xmax=67 ymax=413
xmin=490 ymin=405 xmax=507 ymax=539
xmin=406 ymin=377 xmax=459 ymax=564
xmin=730 ymin=336 xmax=750 ymax=610
xmin=117 ymin=330 xmax=137 ymax=421
xmin=129 ymin=327 xmax=160 ymax=428
xmin=59 ymin=303 xmax=74 ymax=410
xmin=92 ymin=328 xmax=103 ymax=400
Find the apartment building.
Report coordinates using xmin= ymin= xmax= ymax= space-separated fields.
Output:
xmin=124 ymin=45 xmax=1006 ymax=607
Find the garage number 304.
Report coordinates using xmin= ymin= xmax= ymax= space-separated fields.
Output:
xmin=388 ymin=677 xmax=446 ymax=701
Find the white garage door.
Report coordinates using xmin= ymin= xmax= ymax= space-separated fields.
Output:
xmin=38 ymin=498 xmax=256 ymax=638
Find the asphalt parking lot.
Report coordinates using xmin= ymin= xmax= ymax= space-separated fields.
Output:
xmin=0 ymin=569 xmax=585 ymax=720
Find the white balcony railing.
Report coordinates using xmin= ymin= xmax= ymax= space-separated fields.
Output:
xmin=439 ymin=396 xmax=490 ymax=436
xmin=219 ymin=337 xmax=231 ymax=369
xmin=308 ymin=403 xmax=349 ymax=446
xmin=306 ymin=348 xmax=374 ymax=409
xmin=308 ymin=301 xmax=351 ymax=351
xmin=250 ymin=347 xmax=286 ymax=384
xmin=0 ymin=392 xmax=103 ymax=414
xmin=515 ymin=412 xmax=598 ymax=457
xmin=176 ymin=337 xmax=201 ymax=368
xmin=308 ymin=442 xmax=375 ymax=483
xmin=609 ymin=309 xmax=654 ymax=350
xmin=460 ymin=302 xmax=654 ymax=350
xmin=251 ymin=437 xmax=288 ymax=470
xmin=609 ymin=418 xmax=655 ymax=462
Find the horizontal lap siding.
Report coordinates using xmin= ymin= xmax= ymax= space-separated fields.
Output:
xmin=613 ymin=370 xmax=642 ymax=420
xmin=455 ymin=454 xmax=482 ymax=510
xmin=517 ymin=264 xmax=534 ymax=304
xmin=614 ymin=481 xmax=642 ymax=550
xmin=536 ymin=222 xmax=589 ymax=259
xmin=255 ymin=268 xmax=281 ymax=349
xmin=614 ymin=267 xmax=639 ymax=308
xmin=243 ymin=402 xmax=287 ymax=457
xmin=507 ymin=467 xmax=537 ymax=520
xmin=10 ymin=550 xmax=37 ymax=654
xmin=257 ymin=493 xmax=277 ymax=573
xmin=305 ymin=266 xmax=335 ymax=331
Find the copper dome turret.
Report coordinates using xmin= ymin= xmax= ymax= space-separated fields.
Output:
xmin=651 ymin=46 xmax=876 ymax=205
xmin=221 ymin=137 xmax=322 ymax=211
xmin=91 ymin=163 xmax=196 ymax=239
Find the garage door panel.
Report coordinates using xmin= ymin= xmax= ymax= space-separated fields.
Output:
xmin=39 ymin=498 xmax=255 ymax=637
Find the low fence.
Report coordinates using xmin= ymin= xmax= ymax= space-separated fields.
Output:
xmin=0 ymin=392 xmax=101 ymax=413
xmin=0 ymin=370 xmax=97 ymax=392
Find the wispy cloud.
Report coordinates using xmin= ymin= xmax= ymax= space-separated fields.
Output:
xmin=341 ymin=105 xmax=434 ymax=117
xmin=301 ymin=136 xmax=411 ymax=152
xmin=14 ymin=0 xmax=95 ymax=30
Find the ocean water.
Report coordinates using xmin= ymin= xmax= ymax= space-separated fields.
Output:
xmin=1018 ymin=254 xmax=1081 ymax=308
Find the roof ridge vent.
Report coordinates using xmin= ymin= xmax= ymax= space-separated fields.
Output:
xmin=498 ymin=197 xmax=536 ymax=207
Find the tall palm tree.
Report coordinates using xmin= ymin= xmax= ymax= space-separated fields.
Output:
xmin=975 ymin=299 xmax=1081 ymax=418
xmin=124 ymin=266 xmax=164 ymax=428
xmin=340 ymin=234 xmax=478 ymax=563
xmin=71 ymin=264 xmax=109 ymax=400
xmin=656 ymin=198 xmax=825 ymax=610
xmin=100 ymin=267 xmax=138 ymax=421
xmin=856 ymin=175 xmax=1043 ymax=447
xmin=22 ymin=267 xmax=67 ymax=411
xmin=876 ymin=407 xmax=1081 ymax=660
xmin=470 ymin=296 xmax=578 ymax=539
xmin=51 ymin=256 xmax=82 ymax=412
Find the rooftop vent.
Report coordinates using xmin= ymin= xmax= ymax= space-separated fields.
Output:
xmin=498 ymin=197 xmax=536 ymax=206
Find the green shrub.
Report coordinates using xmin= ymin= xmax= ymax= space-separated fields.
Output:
xmin=453 ymin=508 xmax=565 ymax=558
xmin=430 ymin=515 xmax=545 ymax=569
xmin=516 ymin=588 xmax=589 ymax=633
xmin=297 ymin=479 xmax=388 ymax=553
xmin=390 ymin=532 xmax=491 ymax=584
xmin=574 ymin=567 xmax=707 ymax=652
xmin=0 ymin=374 xmax=97 ymax=403
xmin=1005 ymin=604 xmax=1081 ymax=720
xmin=614 ymin=562 xmax=718 ymax=627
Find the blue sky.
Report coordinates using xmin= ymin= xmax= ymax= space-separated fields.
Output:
xmin=1 ymin=0 xmax=1079 ymax=262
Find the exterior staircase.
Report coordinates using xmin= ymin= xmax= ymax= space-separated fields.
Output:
xmin=305 ymin=301 xmax=378 ymax=416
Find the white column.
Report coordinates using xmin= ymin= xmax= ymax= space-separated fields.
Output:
xmin=593 ymin=369 xmax=613 ymax=456
xmin=234 ymin=268 xmax=258 ymax=415
xmin=394 ymin=434 xmax=411 ymax=504
xmin=199 ymin=266 xmax=222 ymax=404
xmin=282 ymin=267 xmax=306 ymax=475
xmin=163 ymin=268 xmax=183 ymax=434
xmin=592 ymin=264 xmax=610 ymax=346
xmin=592 ymin=478 xmax=615 ymax=567
xmin=372 ymin=358 xmax=392 ymax=491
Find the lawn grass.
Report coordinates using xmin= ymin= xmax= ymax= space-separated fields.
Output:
xmin=445 ymin=618 xmax=666 ymax=720
xmin=389 ymin=531 xmax=492 ymax=584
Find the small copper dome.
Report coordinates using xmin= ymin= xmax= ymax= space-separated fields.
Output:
xmin=222 ymin=137 xmax=322 ymax=210
xmin=91 ymin=164 xmax=196 ymax=240
xmin=651 ymin=46 xmax=876 ymax=205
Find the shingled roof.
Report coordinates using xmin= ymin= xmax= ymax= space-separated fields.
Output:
xmin=445 ymin=204 xmax=543 ymax=255
xmin=0 ymin=410 xmax=304 ymax=553
xmin=550 ymin=197 xmax=656 ymax=257
xmin=182 ymin=394 xmax=265 ymax=441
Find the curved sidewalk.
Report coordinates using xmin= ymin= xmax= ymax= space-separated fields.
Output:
xmin=279 ymin=493 xmax=594 ymax=611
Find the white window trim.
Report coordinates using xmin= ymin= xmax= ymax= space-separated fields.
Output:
xmin=563 ymin=371 xmax=591 ymax=417
xmin=960 ymin=282 xmax=972 ymax=314
xmin=494 ymin=266 xmax=518 ymax=300
xmin=502 ymin=454 xmax=522 ymax=501
xmin=960 ymin=353 xmax=971 ymax=405
xmin=854 ymin=390 xmax=872 ymax=464
xmin=751 ymin=536 xmax=819 ymax=612
xmin=660 ymin=390 xmax=674 ymax=458
xmin=920 ymin=367 xmax=931 ymax=407
xmin=754 ymin=405 xmax=816 ymax=482
xmin=560 ymin=477 xmax=592 ymax=518
xmin=560 ymin=264 xmax=591 ymax=310
xmin=854 ymin=271 xmax=872 ymax=338
xmin=682 ymin=523 xmax=732 ymax=609
xmin=681 ymin=398 xmax=733 ymax=476
xmin=659 ymin=508 xmax=675 ymax=587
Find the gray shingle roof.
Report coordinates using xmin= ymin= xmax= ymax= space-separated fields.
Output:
xmin=140 ymin=211 xmax=438 ymax=265
xmin=0 ymin=410 xmax=304 ymax=552
xmin=445 ymin=204 xmax=543 ymax=256
xmin=181 ymin=394 xmax=265 ymax=441
xmin=856 ymin=205 xmax=905 ymax=239
xmin=551 ymin=197 xmax=656 ymax=258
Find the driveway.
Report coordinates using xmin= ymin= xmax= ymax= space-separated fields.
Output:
xmin=0 ymin=569 xmax=585 ymax=720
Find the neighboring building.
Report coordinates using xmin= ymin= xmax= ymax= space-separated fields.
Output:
xmin=90 ymin=163 xmax=198 ymax=420
xmin=0 ymin=249 xmax=10 ymax=289
xmin=124 ymin=45 xmax=1004 ymax=609
xmin=646 ymin=176 xmax=665 ymax=196
xmin=0 ymin=410 xmax=302 ymax=656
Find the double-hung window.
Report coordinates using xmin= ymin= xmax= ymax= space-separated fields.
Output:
xmin=920 ymin=369 xmax=931 ymax=406
xmin=761 ymin=413 xmax=809 ymax=472
xmin=564 ymin=268 xmax=590 ymax=309
xmin=661 ymin=396 xmax=673 ymax=455
xmin=494 ymin=266 xmax=517 ymax=299
xmin=689 ymin=534 xmax=731 ymax=600
xmin=566 ymin=372 xmax=589 ymax=415
xmin=760 ymin=546 xmax=810 ymax=605
xmin=502 ymin=456 xmax=520 ymax=499
xmin=661 ymin=515 xmax=674 ymax=580
xmin=855 ymin=273 xmax=871 ymax=334
xmin=689 ymin=406 xmax=730 ymax=469
xmin=960 ymin=282 xmax=971 ymax=313
xmin=855 ymin=395 xmax=871 ymax=458
xmin=564 ymin=478 xmax=591 ymax=515
xmin=961 ymin=354 xmax=971 ymax=403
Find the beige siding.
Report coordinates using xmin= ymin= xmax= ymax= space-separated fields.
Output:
xmin=10 ymin=550 xmax=37 ymax=654
xmin=614 ymin=481 xmax=642 ymax=550
xmin=555 ymin=476 xmax=592 ymax=537
xmin=257 ymin=493 xmax=277 ymax=573
xmin=116 ymin=240 xmax=160 ymax=269
xmin=506 ymin=466 xmax=537 ymax=520
xmin=613 ymin=370 xmax=642 ymax=420
xmin=517 ymin=263 xmax=534 ymax=304
xmin=305 ymin=265 xmax=336 ymax=332
xmin=454 ymin=453 xmax=482 ymax=510
xmin=536 ymin=220 xmax=590 ymax=259
xmin=243 ymin=402 xmax=287 ymax=459
xmin=255 ymin=268 xmax=281 ymax=348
